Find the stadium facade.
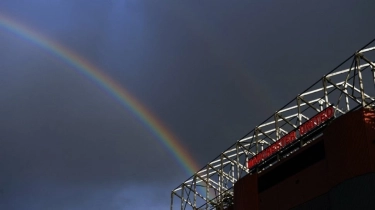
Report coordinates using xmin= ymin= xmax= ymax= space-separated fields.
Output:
xmin=171 ymin=40 xmax=375 ymax=210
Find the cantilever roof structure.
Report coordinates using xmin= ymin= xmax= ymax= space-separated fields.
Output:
xmin=171 ymin=39 xmax=375 ymax=210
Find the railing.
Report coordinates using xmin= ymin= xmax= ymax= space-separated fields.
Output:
xmin=171 ymin=39 xmax=375 ymax=210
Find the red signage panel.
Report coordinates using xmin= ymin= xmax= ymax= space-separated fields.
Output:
xmin=247 ymin=106 xmax=334 ymax=169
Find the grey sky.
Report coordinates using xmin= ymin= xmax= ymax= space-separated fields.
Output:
xmin=0 ymin=1 xmax=374 ymax=209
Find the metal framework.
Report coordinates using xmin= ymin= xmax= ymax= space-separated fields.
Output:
xmin=171 ymin=39 xmax=375 ymax=210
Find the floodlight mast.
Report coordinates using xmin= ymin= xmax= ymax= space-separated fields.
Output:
xmin=171 ymin=39 xmax=375 ymax=210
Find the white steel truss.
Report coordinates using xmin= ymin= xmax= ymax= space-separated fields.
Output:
xmin=171 ymin=39 xmax=375 ymax=210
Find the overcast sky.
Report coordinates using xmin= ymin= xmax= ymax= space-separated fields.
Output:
xmin=0 ymin=1 xmax=374 ymax=209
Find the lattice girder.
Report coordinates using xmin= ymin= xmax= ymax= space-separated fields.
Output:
xmin=171 ymin=40 xmax=375 ymax=210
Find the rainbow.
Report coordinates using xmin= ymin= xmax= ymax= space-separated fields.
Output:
xmin=0 ymin=14 xmax=200 ymax=175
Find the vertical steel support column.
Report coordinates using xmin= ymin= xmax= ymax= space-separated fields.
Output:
xmin=193 ymin=176 xmax=197 ymax=208
xmin=181 ymin=185 xmax=184 ymax=210
xmin=246 ymin=155 xmax=249 ymax=173
xmin=255 ymin=127 xmax=260 ymax=173
xmin=356 ymin=55 xmax=366 ymax=106
xmin=297 ymin=97 xmax=302 ymax=125
xmin=319 ymin=99 xmax=323 ymax=111
xmin=255 ymin=128 xmax=259 ymax=154
xmin=297 ymin=96 xmax=303 ymax=147
xmin=219 ymin=154 xmax=223 ymax=201
xmin=274 ymin=113 xmax=279 ymax=140
xmin=323 ymin=77 xmax=329 ymax=108
xmin=206 ymin=165 xmax=209 ymax=210
xmin=236 ymin=143 xmax=240 ymax=180
xmin=231 ymin=163 xmax=235 ymax=185
xmin=344 ymin=83 xmax=350 ymax=111
xmin=171 ymin=192 xmax=174 ymax=210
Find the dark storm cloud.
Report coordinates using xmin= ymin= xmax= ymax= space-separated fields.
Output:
xmin=0 ymin=0 xmax=375 ymax=209
xmin=1 ymin=180 xmax=173 ymax=210
xmin=134 ymin=0 xmax=375 ymax=161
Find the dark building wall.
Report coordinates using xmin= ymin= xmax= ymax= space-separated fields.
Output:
xmin=259 ymin=159 xmax=329 ymax=210
xmin=293 ymin=173 xmax=375 ymax=210
xmin=325 ymin=108 xmax=375 ymax=187
xmin=234 ymin=173 xmax=259 ymax=210
xmin=233 ymin=107 xmax=375 ymax=210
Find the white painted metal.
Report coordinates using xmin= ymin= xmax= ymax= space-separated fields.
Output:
xmin=171 ymin=43 xmax=375 ymax=210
